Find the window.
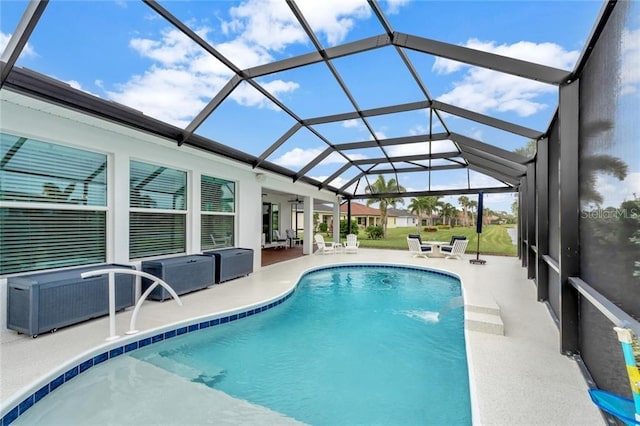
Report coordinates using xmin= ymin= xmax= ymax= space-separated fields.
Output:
xmin=0 ymin=133 xmax=107 ymax=275
xmin=130 ymin=160 xmax=186 ymax=258
xmin=201 ymin=175 xmax=235 ymax=250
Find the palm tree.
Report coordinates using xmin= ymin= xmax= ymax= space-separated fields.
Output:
xmin=468 ymin=199 xmax=478 ymax=226
xmin=439 ymin=202 xmax=458 ymax=226
xmin=423 ymin=196 xmax=442 ymax=226
xmin=408 ymin=196 xmax=430 ymax=232
xmin=458 ymin=195 xmax=471 ymax=226
xmin=580 ymin=154 xmax=628 ymax=206
xmin=365 ymin=175 xmax=405 ymax=238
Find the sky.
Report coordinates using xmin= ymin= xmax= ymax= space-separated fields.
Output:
xmin=2 ymin=0 xmax=634 ymax=214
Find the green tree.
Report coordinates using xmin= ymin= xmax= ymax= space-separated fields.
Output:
xmin=408 ymin=196 xmax=430 ymax=231
xmin=423 ymin=196 xmax=442 ymax=226
xmin=468 ymin=200 xmax=478 ymax=225
xmin=514 ymin=139 xmax=537 ymax=158
xmin=439 ymin=202 xmax=458 ymax=226
xmin=339 ymin=219 xmax=359 ymax=238
xmin=458 ymin=195 xmax=471 ymax=226
xmin=580 ymin=155 xmax=628 ymax=206
xmin=511 ymin=199 xmax=518 ymax=216
xmin=365 ymin=175 xmax=405 ymax=238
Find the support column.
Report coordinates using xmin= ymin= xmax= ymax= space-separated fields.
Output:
xmin=558 ymin=80 xmax=580 ymax=355
xmin=519 ymin=178 xmax=526 ymax=266
xmin=303 ymin=196 xmax=314 ymax=255
xmin=333 ymin=201 xmax=341 ymax=244
xmin=536 ymin=138 xmax=550 ymax=302
xmin=526 ymin=163 xmax=536 ymax=279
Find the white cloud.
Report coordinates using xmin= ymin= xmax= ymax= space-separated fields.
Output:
xmin=408 ymin=124 xmax=428 ymax=136
xmin=621 ymin=27 xmax=640 ymax=96
xmin=433 ymin=58 xmax=465 ymax=75
xmin=385 ymin=0 xmax=410 ymax=15
xmin=470 ymin=129 xmax=483 ymax=141
xmin=273 ymin=146 xmax=370 ymax=168
xmin=107 ymin=18 xmax=302 ymax=125
xmin=386 ymin=140 xmax=458 ymax=157
xmin=0 ymin=32 xmax=37 ymax=59
xmin=215 ymin=38 xmax=273 ymax=70
xmin=326 ymin=151 xmax=354 ymax=163
xmin=273 ymin=147 xmax=324 ymax=167
xmin=469 ymin=171 xmax=507 ymax=188
xmin=374 ymin=130 xmax=387 ymax=139
xmin=343 ymin=119 xmax=363 ymax=129
xmin=311 ymin=175 xmax=350 ymax=189
xmin=230 ymin=80 xmax=299 ymax=109
xmin=594 ymin=172 xmax=640 ymax=208
xmin=387 ymin=142 xmax=429 ymax=157
xmin=434 ymin=39 xmax=578 ymax=73
xmin=434 ymin=39 xmax=580 ymax=117
xmin=103 ymin=2 xmax=376 ymax=126
xmin=224 ymin=0 xmax=307 ymax=51
xmin=107 ymin=66 xmax=214 ymax=127
xmin=223 ymin=0 xmax=372 ymax=49
xmin=342 ymin=152 xmax=367 ymax=161
xmin=295 ymin=0 xmax=371 ymax=46
xmin=64 ymin=80 xmax=101 ymax=98
xmin=130 ymin=28 xmax=204 ymax=66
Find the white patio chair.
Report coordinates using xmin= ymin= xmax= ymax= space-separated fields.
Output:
xmin=315 ymin=234 xmax=337 ymax=255
xmin=286 ymin=228 xmax=301 ymax=246
xmin=439 ymin=239 xmax=469 ymax=260
xmin=273 ymin=230 xmax=288 ymax=249
xmin=344 ymin=234 xmax=360 ymax=254
xmin=407 ymin=236 xmax=433 ymax=258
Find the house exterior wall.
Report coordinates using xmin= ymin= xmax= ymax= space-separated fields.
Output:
xmin=0 ymin=93 xmax=338 ymax=330
xmin=395 ymin=216 xmax=418 ymax=227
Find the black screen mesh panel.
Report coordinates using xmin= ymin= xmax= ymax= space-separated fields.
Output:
xmin=547 ymin=267 xmax=560 ymax=319
xmin=577 ymin=0 xmax=639 ymax=394
xmin=547 ymin=119 xmax=560 ymax=262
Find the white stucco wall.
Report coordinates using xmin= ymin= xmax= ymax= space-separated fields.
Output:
xmin=0 ymin=91 xmax=339 ymax=331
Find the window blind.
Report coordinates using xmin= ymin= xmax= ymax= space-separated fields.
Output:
xmin=201 ymin=175 xmax=235 ymax=250
xmin=129 ymin=160 xmax=187 ymax=259
xmin=0 ymin=133 xmax=107 ymax=275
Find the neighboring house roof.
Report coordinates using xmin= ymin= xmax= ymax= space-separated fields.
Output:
xmin=313 ymin=201 xmax=333 ymax=213
xmin=387 ymin=208 xmax=416 ymax=217
xmin=340 ymin=202 xmax=388 ymax=216
xmin=315 ymin=201 xmax=400 ymax=217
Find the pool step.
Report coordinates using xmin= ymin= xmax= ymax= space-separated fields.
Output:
xmin=465 ymin=308 xmax=504 ymax=336
xmin=466 ymin=303 xmax=501 ymax=317
xmin=137 ymin=353 xmax=225 ymax=385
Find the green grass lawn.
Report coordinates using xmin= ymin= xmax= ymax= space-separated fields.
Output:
xmin=327 ymin=224 xmax=517 ymax=256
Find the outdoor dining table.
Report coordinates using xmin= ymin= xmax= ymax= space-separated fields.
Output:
xmin=423 ymin=241 xmax=450 ymax=257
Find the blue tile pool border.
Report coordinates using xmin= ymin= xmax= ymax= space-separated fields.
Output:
xmin=0 ymin=289 xmax=295 ymax=426
xmin=1 ymin=264 xmax=456 ymax=425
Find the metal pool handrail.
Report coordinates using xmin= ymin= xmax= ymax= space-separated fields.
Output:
xmin=81 ymin=268 xmax=182 ymax=341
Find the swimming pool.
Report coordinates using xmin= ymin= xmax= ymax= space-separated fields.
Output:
xmin=6 ymin=265 xmax=471 ymax=425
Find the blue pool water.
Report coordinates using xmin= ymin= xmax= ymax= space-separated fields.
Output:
xmin=11 ymin=265 xmax=471 ymax=425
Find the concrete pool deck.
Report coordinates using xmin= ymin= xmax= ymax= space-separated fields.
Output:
xmin=0 ymin=250 xmax=605 ymax=425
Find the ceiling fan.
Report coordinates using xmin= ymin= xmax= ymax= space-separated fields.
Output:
xmin=288 ymin=195 xmax=303 ymax=203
